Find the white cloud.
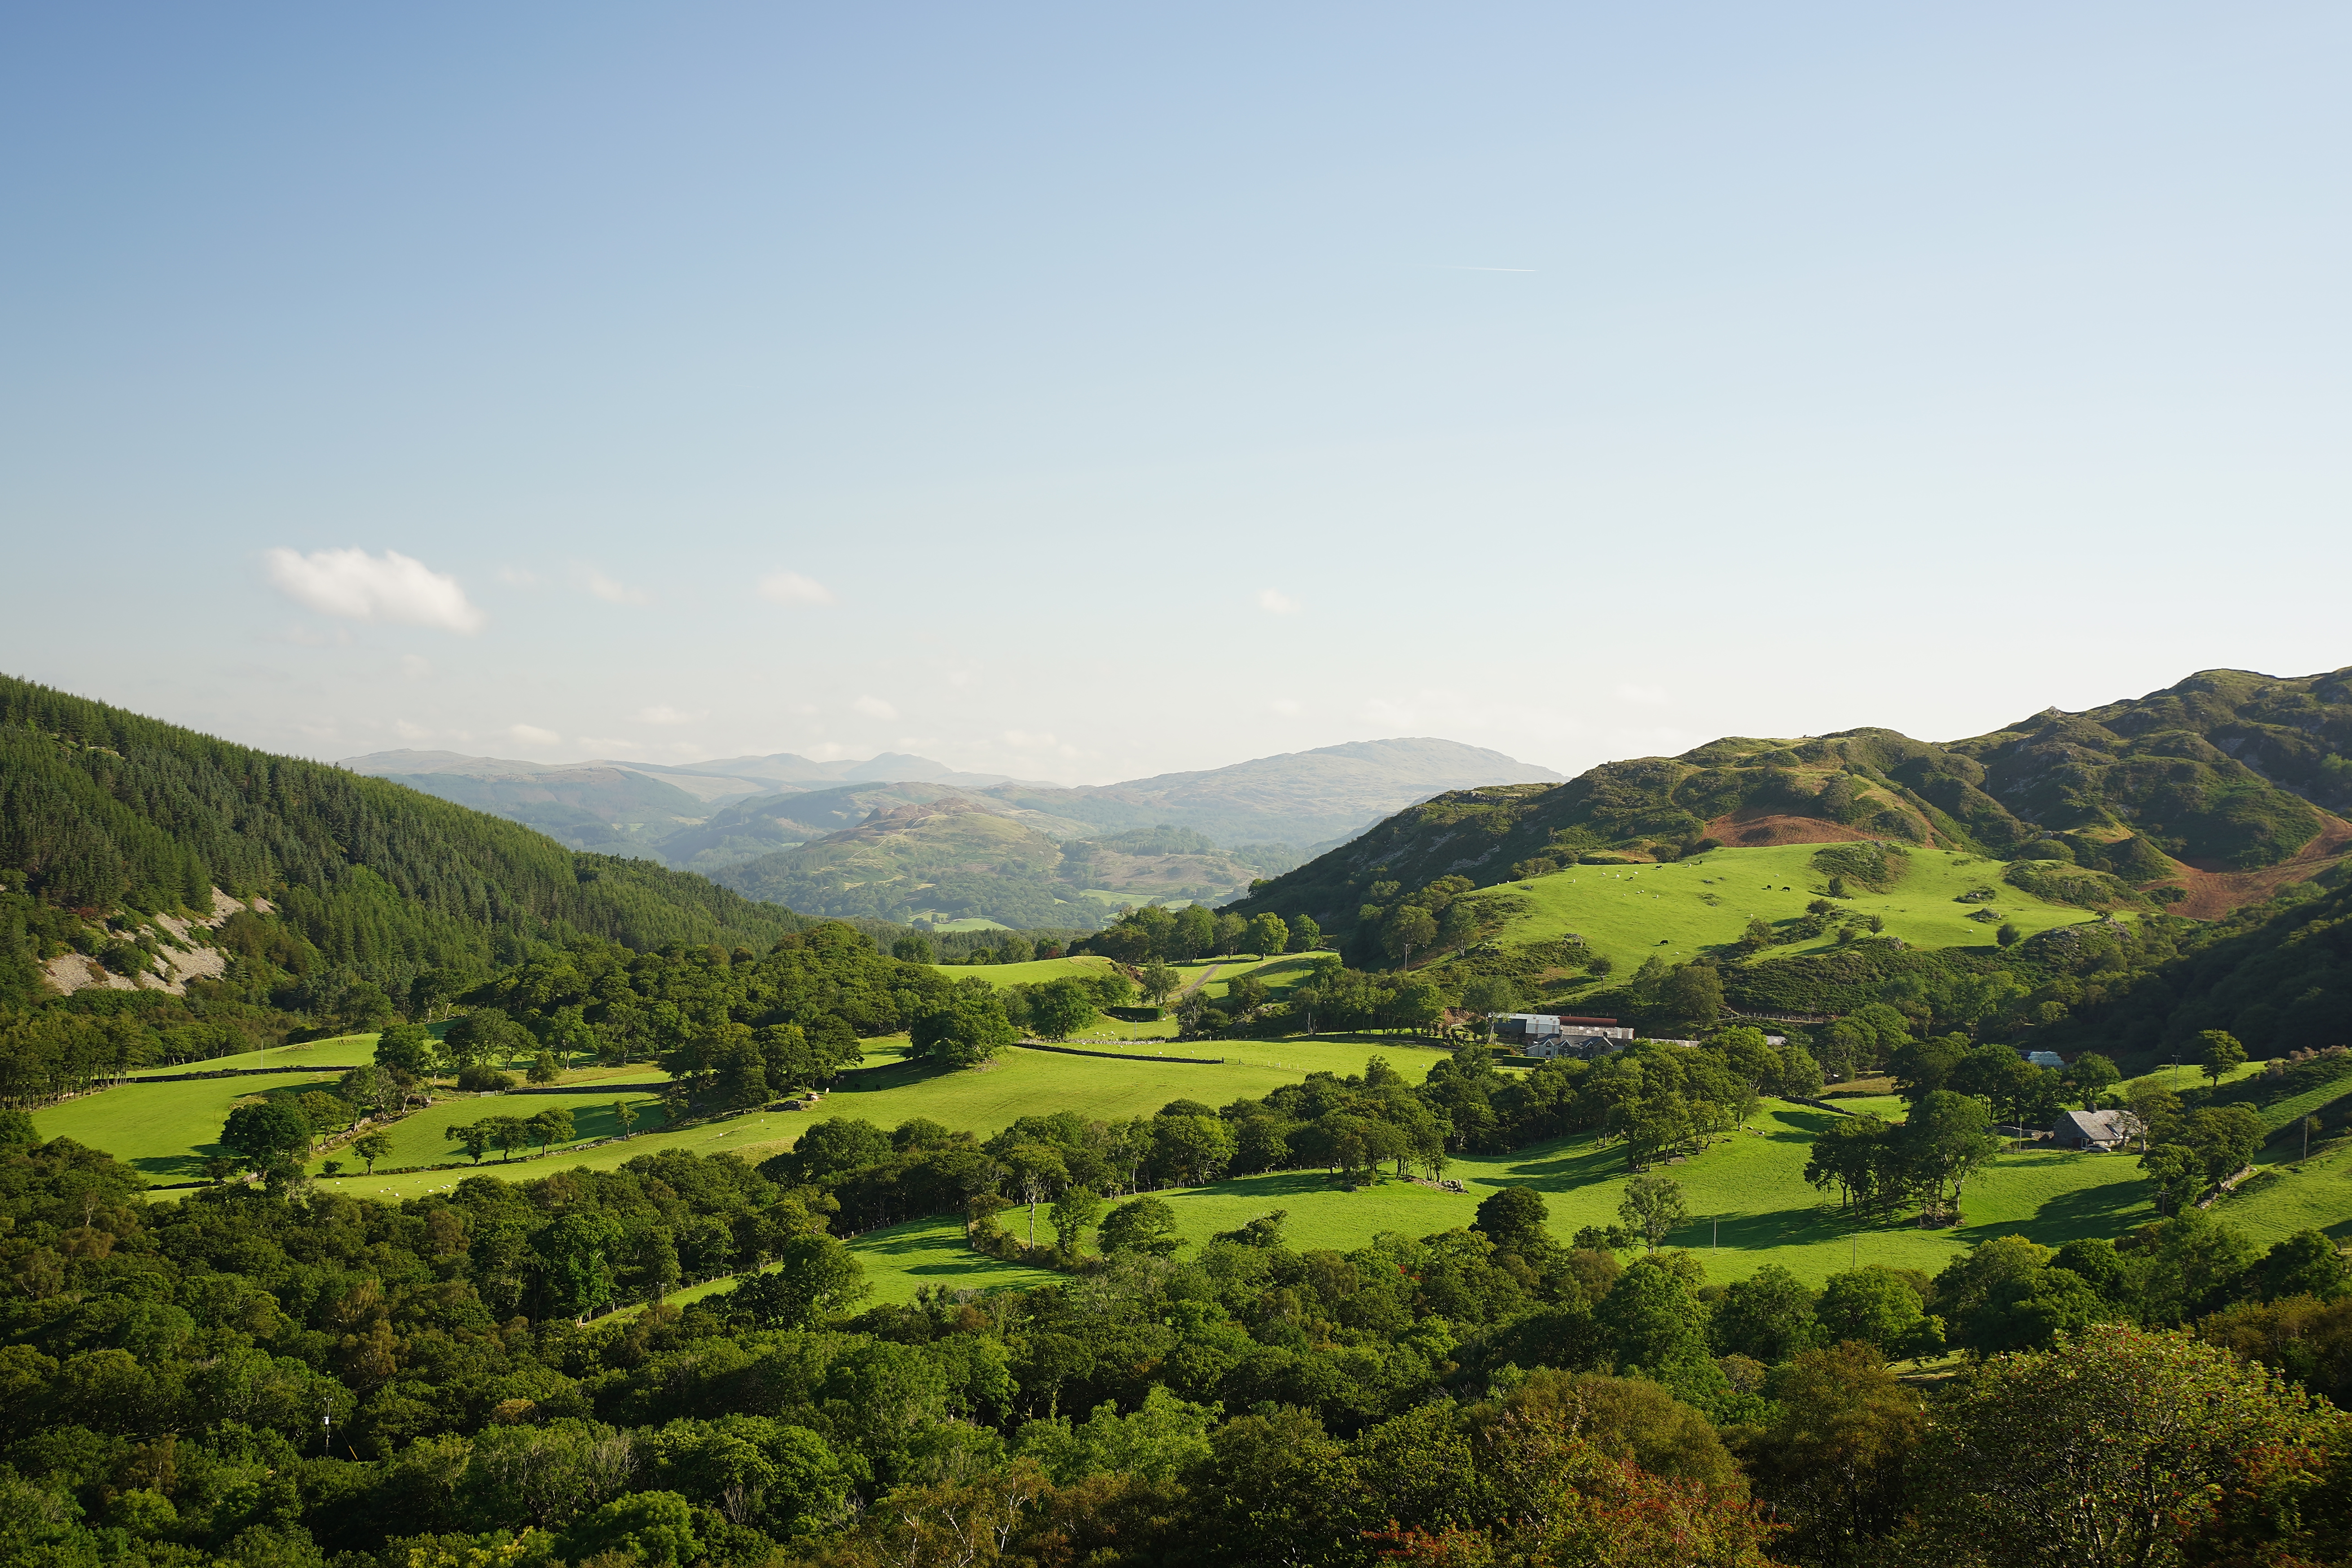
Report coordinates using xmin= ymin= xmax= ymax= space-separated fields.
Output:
xmin=510 ymin=723 xmax=560 ymax=747
xmin=758 ymin=572 xmax=837 ymax=607
xmin=1267 ymin=698 xmax=1304 ymax=716
xmin=575 ymin=736 xmax=643 ymax=753
xmin=853 ymin=695 xmax=898 ymax=719
xmin=394 ymin=719 xmax=431 ymax=740
xmin=263 ymin=547 xmax=485 ymax=632
xmin=583 ymin=568 xmax=647 ymax=605
xmin=400 ymin=654 xmax=432 ymax=679
xmin=635 ymin=704 xmax=697 ymax=725
xmin=1614 ymin=684 xmax=1669 ymax=705
xmin=1257 ymin=588 xmax=1301 ymax=614
xmin=497 ymin=566 xmax=540 ymax=586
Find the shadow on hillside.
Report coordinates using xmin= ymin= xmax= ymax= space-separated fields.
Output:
xmin=1176 ymin=1169 xmax=1384 ymax=1201
xmin=856 ymin=1218 xmax=1049 ymax=1280
xmin=137 ymin=1150 xmax=219 ymax=1180
xmin=832 ymin=1061 xmax=951 ymax=1093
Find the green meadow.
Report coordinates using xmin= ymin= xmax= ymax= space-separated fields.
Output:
xmin=1466 ymin=842 xmax=2106 ymax=977
xmin=661 ymin=1095 xmax=2163 ymax=1308
xmin=122 ymin=1033 xmax=385 ymax=1078
xmin=41 ymin=1022 xmax=1458 ymax=1200
xmin=35 ymin=1069 xmax=361 ymax=1184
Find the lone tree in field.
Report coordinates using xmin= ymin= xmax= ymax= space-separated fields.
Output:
xmin=1026 ymin=978 xmax=1098 ymax=1041
xmin=2196 ymin=1030 xmax=2247 ymax=1088
xmin=352 ymin=1130 xmax=392 ymax=1175
xmin=1098 ymin=1195 xmax=1184 ymax=1257
xmin=221 ymin=1100 xmax=311 ymax=1172
xmin=1049 ymin=1186 xmax=1104 ymax=1255
xmin=1618 ymin=1172 xmax=1689 ymax=1251
xmin=1138 ymin=960 xmax=1180 ymax=1009
xmin=527 ymin=1107 xmax=575 ymax=1156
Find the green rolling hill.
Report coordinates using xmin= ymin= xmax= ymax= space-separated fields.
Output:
xmin=1233 ymin=666 xmax=2352 ymax=953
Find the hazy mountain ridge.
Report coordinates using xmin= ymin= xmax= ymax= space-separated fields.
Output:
xmin=1233 ymin=666 xmax=2352 ymax=940
xmin=339 ymin=736 xmax=1559 ymax=884
xmin=710 ymin=797 xmax=1309 ymax=928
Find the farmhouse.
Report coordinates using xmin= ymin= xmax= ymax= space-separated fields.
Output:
xmin=1498 ymin=1013 xmax=1638 ymax=1060
xmin=2051 ymin=1109 xmax=2131 ymax=1151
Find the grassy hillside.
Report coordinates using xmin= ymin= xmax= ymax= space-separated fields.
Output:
xmin=1453 ymin=842 xmax=2097 ymax=978
xmin=1232 ymin=666 xmax=2352 ymax=947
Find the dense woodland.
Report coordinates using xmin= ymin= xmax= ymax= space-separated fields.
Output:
xmin=8 ymin=1114 xmax=2352 ymax=1568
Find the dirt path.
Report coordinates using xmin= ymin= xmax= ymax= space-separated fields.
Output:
xmin=1174 ymin=963 xmax=1224 ymax=1000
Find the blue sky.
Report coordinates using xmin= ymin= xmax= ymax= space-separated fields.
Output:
xmin=4 ymin=4 xmax=2348 ymax=784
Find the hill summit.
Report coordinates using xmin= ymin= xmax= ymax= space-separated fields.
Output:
xmin=1233 ymin=666 xmax=2352 ymax=943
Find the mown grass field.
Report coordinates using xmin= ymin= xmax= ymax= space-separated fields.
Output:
xmin=1465 ymin=842 xmax=2107 ymax=976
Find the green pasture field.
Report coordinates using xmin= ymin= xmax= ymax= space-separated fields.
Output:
xmin=1465 ymin=843 xmax=2107 ymax=976
xmin=296 ymin=1085 xmax=671 ymax=1178
xmin=34 ymin=1070 xmax=368 ymax=1184
xmin=926 ymin=917 xmax=1012 ymax=932
xmin=2214 ymin=1136 xmax=2352 ymax=1244
xmin=123 ymin=1033 xmax=384 ymax=1078
xmin=825 ymin=1034 xmax=1449 ymax=1134
xmin=940 ymin=956 xmax=1121 ymax=986
xmin=1199 ymin=954 xmax=1339 ymax=1000
xmin=37 ymin=1058 xmax=684 ymax=1189
xmin=280 ymin=1111 xmax=810 ymax=1204
xmin=666 ymin=1095 xmax=2163 ymax=1310
xmin=627 ymin=1216 xmax=1066 ymax=1317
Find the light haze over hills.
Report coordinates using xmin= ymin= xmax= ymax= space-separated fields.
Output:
xmin=336 ymin=737 xmax=1564 ymax=892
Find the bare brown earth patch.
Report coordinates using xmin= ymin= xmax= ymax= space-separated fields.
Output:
xmin=2146 ymin=816 xmax=2352 ymax=921
xmin=1704 ymin=810 xmax=1880 ymax=848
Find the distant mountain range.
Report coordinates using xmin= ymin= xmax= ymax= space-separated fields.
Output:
xmin=1231 ymin=666 xmax=2352 ymax=949
xmin=339 ymin=737 xmax=1564 ymax=927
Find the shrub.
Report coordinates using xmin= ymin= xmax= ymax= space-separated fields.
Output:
xmin=457 ymin=1064 xmax=516 ymax=1092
